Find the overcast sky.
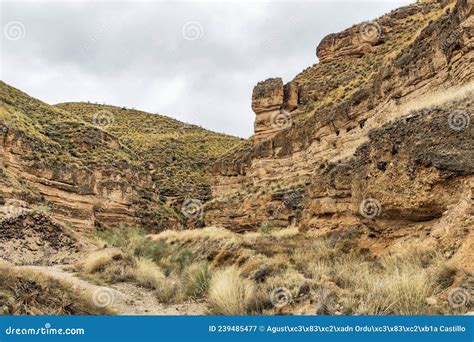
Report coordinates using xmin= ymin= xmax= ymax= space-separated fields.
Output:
xmin=1 ymin=0 xmax=412 ymax=138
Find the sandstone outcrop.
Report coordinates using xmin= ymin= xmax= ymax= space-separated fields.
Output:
xmin=252 ymin=78 xmax=301 ymax=141
xmin=316 ymin=21 xmax=383 ymax=63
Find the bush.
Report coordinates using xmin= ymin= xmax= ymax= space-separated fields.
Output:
xmin=156 ymin=276 xmax=183 ymax=304
xmin=133 ymin=239 xmax=172 ymax=264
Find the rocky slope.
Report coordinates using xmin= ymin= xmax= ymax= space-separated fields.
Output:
xmin=55 ymin=103 xmax=240 ymax=204
xmin=205 ymin=0 xmax=473 ymax=269
xmin=0 ymin=83 xmax=240 ymax=233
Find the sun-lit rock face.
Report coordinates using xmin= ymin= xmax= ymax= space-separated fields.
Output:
xmin=252 ymin=78 xmax=284 ymax=114
xmin=252 ymin=78 xmax=285 ymax=141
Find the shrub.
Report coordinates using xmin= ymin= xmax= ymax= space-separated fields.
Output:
xmin=156 ymin=276 xmax=183 ymax=304
xmin=133 ymin=239 xmax=172 ymax=264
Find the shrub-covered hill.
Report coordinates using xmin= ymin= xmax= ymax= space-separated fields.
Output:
xmin=56 ymin=102 xmax=242 ymax=201
xmin=0 ymin=81 xmax=241 ymax=231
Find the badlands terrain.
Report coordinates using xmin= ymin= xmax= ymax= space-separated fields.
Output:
xmin=0 ymin=0 xmax=473 ymax=315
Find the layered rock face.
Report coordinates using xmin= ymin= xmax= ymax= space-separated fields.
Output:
xmin=252 ymin=78 xmax=299 ymax=141
xmin=206 ymin=0 xmax=474 ymax=241
xmin=316 ymin=21 xmax=384 ymax=63
xmin=0 ymin=125 xmax=174 ymax=234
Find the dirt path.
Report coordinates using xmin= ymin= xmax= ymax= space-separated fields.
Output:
xmin=16 ymin=265 xmax=206 ymax=315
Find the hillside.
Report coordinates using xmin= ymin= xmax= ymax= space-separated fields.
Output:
xmin=55 ymin=103 xmax=241 ymax=202
xmin=0 ymin=82 xmax=241 ymax=233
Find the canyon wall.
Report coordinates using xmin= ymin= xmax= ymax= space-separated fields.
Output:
xmin=0 ymin=126 xmax=177 ymax=234
xmin=205 ymin=0 xmax=474 ymax=240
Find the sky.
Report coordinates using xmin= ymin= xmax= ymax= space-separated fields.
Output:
xmin=1 ymin=0 xmax=412 ymax=138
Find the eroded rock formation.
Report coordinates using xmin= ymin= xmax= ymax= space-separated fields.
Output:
xmin=252 ymin=78 xmax=301 ymax=141
xmin=206 ymin=0 xmax=474 ymax=256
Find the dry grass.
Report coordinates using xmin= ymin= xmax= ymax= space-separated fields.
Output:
xmin=373 ymin=82 xmax=474 ymax=128
xmin=155 ymin=276 xmax=184 ymax=304
xmin=208 ymin=267 xmax=256 ymax=315
xmin=0 ymin=263 xmax=111 ymax=315
xmin=291 ymin=241 xmax=455 ymax=315
xmin=78 ymin=248 xmax=135 ymax=284
xmin=150 ymin=226 xmax=240 ymax=244
xmin=397 ymin=82 xmax=474 ymax=116
xmin=86 ymin=227 xmax=467 ymax=315
xmin=184 ymin=262 xmax=213 ymax=299
xmin=133 ymin=259 xmax=165 ymax=290
xmin=81 ymin=229 xmax=217 ymax=305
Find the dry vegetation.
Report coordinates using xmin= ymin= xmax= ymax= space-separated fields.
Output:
xmin=149 ymin=228 xmax=474 ymax=315
xmin=55 ymin=102 xmax=242 ymax=200
xmin=74 ymin=226 xmax=472 ymax=315
xmin=377 ymin=82 xmax=474 ymax=127
xmin=0 ymin=261 xmax=110 ymax=315
xmin=76 ymin=228 xmax=213 ymax=305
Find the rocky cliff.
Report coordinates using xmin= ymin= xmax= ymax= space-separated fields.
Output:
xmin=205 ymin=0 xmax=473 ymax=268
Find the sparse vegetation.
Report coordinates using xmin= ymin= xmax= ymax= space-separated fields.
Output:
xmin=0 ymin=262 xmax=111 ymax=315
xmin=146 ymin=227 xmax=470 ymax=315
xmin=1 ymin=0 xmax=472 ymax=318
xmin=56 ymin=102 xmax=241 ymax=201
xmin=79 ymin=228 xmax=215 ymax=305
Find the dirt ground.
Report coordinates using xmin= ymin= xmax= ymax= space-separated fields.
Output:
xmin=15 ymin=265 xmax=206 ymax=315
